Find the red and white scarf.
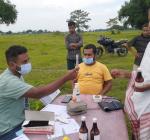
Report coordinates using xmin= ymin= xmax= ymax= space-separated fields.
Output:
xmin=125 ymin=42 xmax=150 ymax=140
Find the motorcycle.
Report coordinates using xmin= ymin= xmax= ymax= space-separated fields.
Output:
xmin=96 ymin=36 xmax=128 ymax=57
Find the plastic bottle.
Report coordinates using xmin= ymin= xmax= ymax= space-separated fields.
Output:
xmin=72 ymin=83 xmax=80 ymax=102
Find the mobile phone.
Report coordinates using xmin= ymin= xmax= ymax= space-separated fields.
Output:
xmin=61 ymin=95 xmax=72 ymax=103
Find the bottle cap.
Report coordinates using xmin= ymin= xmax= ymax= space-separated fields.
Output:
xmin=137 ymin=67 xmax=142 ymax=72
xmin=81 ymin=116 xmax=86 ymax=121
xmin=75 ymin=83 xmax=79 ymax=86
xmin=74 ymin=83 xmax=79 ymax=89
xmin=93 ymin=117 xmax=97 ymax=122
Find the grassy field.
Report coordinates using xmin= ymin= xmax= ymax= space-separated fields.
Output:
xmin=0 ymin=30 xmax=141 ymax=138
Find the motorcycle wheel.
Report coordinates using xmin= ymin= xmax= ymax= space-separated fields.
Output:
xmin=96 ymin=46 xmax=103 ymax=57
xmin=117 ymin=48 xmax=128 ymax=57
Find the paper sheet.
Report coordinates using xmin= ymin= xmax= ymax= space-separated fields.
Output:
xmin=41 ymin=104 xmax=68 ymax=116
xmin=41 ymin=104 xmax=79 ymax=138
xmin=49 ymin=118 xmax=79 ymax=138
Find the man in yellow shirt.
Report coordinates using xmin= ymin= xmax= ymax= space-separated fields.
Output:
xmin=77 ymin=44 xmax=112 ymax=95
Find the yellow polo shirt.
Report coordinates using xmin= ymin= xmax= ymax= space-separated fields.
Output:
xmin=77 ymin=61 xmax=112 ymax=95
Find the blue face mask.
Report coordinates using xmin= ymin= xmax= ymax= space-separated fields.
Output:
xmin=83 ymin=58 xmax=94 ymax=65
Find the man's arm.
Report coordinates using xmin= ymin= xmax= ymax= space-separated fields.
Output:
xmin=100 ymin=80 xmax=112 ymax=95
xmin=111 ymin=69 xmax=131 ymax=79
xmin=65 ymin=34 xmax=83 ymax=49
xmin=65 ymin=35 xmax=74 ymax=50
xmin=122 ymin=43 xmax=138 ymax=57
xmin=23 ymin=69 xmax=77 ymax=99
xmin=76 ymin=35 xmax=83 ymax=48
xmin=70 ymin=34 xmax=83 ymax=49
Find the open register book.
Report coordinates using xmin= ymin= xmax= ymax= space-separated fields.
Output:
xmin=22 ymin=110 xmax=55 ymax=135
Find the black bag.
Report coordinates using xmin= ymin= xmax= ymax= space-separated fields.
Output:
xmin=98 ymin=99 xmax=123 ymax=112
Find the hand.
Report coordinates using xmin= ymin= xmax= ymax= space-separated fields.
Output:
xmin=135 ymin=53 xmax=142 ymax=58
xmin=65 ymin=67 xmax=79 ymax=81
xmin=111 ymin=69 xmax=121 ymax=78
xmin=111 ymin=69 xmax=130 ymax=78
xmin=122 ymin=43 xmax=127 ymax=47
xmin=70 ymin=43 xmax=77 ymax=49
xmin=134 ymin=83 xmax=150 ymax=92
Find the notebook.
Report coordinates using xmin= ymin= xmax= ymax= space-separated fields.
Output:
xmin=40 ymin=89 xmax=60 ymax=105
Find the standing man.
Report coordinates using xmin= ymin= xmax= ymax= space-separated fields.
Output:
xmin=65 ymin=21 xmax=83 ymax=70
xmin=123 ymin=23 xmax=150 ymax=70
xmin=77 ymin=44 xmax=112 ymax=95
xmin=0 ymin=45 xmax=78 ymax=140
xmin=111 ymin=42 xmax=150 ymax=139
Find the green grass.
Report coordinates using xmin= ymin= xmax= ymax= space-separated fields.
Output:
xmin=0 ymin=30 xmax=140 ymax=139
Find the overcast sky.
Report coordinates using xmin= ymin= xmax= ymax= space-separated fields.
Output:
xmin=1 ymin=0 xmax=129 ymax=32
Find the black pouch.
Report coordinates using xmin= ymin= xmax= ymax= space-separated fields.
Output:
xmin=98 ymin=99 xmax=123 ymax=112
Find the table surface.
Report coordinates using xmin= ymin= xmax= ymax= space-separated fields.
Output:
xmin=27 ymin=95 xmax=129 ymax=140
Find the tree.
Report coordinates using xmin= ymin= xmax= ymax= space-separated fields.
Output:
xmin=0 ymin=0 xmax=17 ymax=25
xmin=6 ymin=30 xmax=12 ymax=34
xmin=118 ymin=0 xmax=150 ymax=29
xmin=68 ymin=9 xmax=91 ymax=32
xmin=106 ymin=17 xmax=124 ymax=34
xmin=106 ymin=17 xmax=118 ymax=28
xmin=37 ymin=29 xmax=44 ymax=34
xmin=26 ymin=29 xmax=33 ymax=34
xmin=111 ymin=25 xmax=124 ymax=30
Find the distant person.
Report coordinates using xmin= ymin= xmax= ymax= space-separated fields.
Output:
xmin=77 ymin=44 xmax=112 ymax=95
xmin=65 ymin=21 xmax=83 ymax=70
xmin=0 ymin=45 xmax=78 ymax=140
xmin=123 ymin=23 xmax=150 ymax=70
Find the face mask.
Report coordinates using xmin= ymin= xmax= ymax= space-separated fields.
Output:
xmin=17 ymin=63 xmax=32 ymax=75
xmin=83 ymin=58 xmax=94 ymax=65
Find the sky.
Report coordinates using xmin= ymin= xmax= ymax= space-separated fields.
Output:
xmin=1 ymin=0 xmax=129 ymax=32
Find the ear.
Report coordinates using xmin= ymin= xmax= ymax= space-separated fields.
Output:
xmin=8 ymin=61 xmax=14 ymax=67
xmin=94 ymin=55 xmax=96 ymax=60
xmin=8 ymin=61 xmax=17 ymax=70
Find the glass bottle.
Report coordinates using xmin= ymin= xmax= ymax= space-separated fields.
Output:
xmin=135 ymin=67 xmax=144 ymax=92
xmin=90 ymin=118 xmax=100 ymax=140
xmin=79 ymin=116 xmax=88 ymax=140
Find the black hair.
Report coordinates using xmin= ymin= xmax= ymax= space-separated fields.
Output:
xmin=83 ymin=44 xmax=97 ymax=55
xmin=68 ymin=21 xmax=76 ymax=27
xmin=5 ymin=45 xmax=27 ymax=62
xmin=142 ymin=23 xmax=149 ymax=28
